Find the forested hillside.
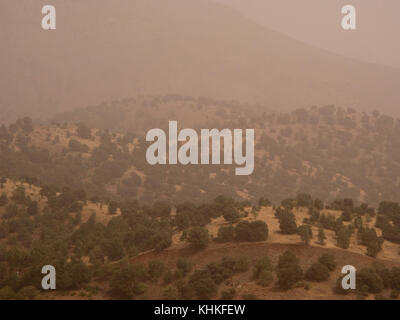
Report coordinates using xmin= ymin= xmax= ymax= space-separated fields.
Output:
xmin=1 ymin=178 xmax=400 ymax=300
xmin=2 ymin=0 xmax=400 ymax=302
xmin=0 ymin=96 xmax=399 ymax=205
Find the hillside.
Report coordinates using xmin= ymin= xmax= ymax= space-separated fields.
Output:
xmin=1 ymin=178 xmax=400 ymax=300
xmin=43 ymin=244 xmax=400 ymax=300
xmin=3 ymin=0 xmax=400 ymax=302
xmin=0 ymin=96 xmax=399 ymax=206
xmin=2 ymin=0 xmax=400 ymax=123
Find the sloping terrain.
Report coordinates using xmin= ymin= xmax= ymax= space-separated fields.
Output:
xmin=1 ymin=178 xmax=400 ymax=300
xmin=122 ymin=242 xmax=399 ymax=300
xmin=2 ymin=0 xmax=400 ymax=123
xmin=0 ymin=96 xmax=399 ymax=206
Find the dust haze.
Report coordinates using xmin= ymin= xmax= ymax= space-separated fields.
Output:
xmin=1 ymin=0 xmax=400 ymax=123
xmin=1 ymin=0 xmax=400 ymax=302
xmin=217 ymin=0 xmax=400 ymax=68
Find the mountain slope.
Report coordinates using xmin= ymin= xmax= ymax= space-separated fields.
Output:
xmin=1 ymin=178 xmax=399 ymax=300
xmin=1 ymin=0 xmax=400 ymax=123
xmin=216 ymin=0 xmax=400 ymax=69
xmin=1 ymin=96 xmax=400 ymax=206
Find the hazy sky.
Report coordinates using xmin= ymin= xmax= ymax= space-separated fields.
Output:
xmin=217 ymin=0 xmax=400 ymax=68
xmin=1 ymin=0 xmax=400 ymax=122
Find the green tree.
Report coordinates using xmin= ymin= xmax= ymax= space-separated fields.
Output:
xmin=278 ymin=210 xmax=297 ymax=234
xmin=253 ymin=256 xmax=272 ymax=279
xmin=68 ymin=139 xmax=89 ymax=153
xmin=102 ymin=238 xmax=124 ymax=261
xmin=360 ymin=228 xmax=384 ymax=258
xmin=76 ymin=122 xmax=92 ymax=139
xmin=258 ymin=197 xmax=271 ymax=207
xmin=308 ymin=208 xmax=320 ymax=224
xmin=216 ymin=225 xmax=235 ymax=243
xmin=318 ymin=253 xmax=336 ymax=271
xmin=341 ymin=207 xmax=352 ymax=222
xmin=234 ymin=220 xmax=268 ymax=242
xmin=185 ymin=227 xmax=209 ymax=250
xmin=318 ymin=227 xmax=326 ymax=245
xmin=108 ymin=201 xmax=118 ymax=215
xmin=223 ymin=208 xmax=239 ymax=223
xmin=176 ymin=259 xmax=192 ymax=276
xmin=277 ymin=251 xmax=303 ymax=290
xmin=296 ymin=193 xmax=313 ymax=207
xmin=305 ymin=263 xmax=330 ymax=282
xmin=357 ymin=268 xmax=384 ymax=294
xmin=298 ymin=224 xmax=313 ymax=245
xmin=110 ymin=264 xmax=147 ymax=299
xmin=147 ymin=260 xmax=165 ymax=282
xmin=252 ymin=257 xmax=274 ymax=287
xmin=336 ymin=227 xmax=351 ymax=249
xmin=188 ymin=270 xmax=217 ymax=299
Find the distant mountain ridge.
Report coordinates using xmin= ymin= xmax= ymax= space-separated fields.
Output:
xmin=1 ymin=0 xmax=400 ymax=124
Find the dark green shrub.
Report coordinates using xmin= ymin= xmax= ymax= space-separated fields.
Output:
xmin=185 ymin=227 xmax=209 ymax=250
xmin=357 ymin=268 xmax=384 ymax=294
xmin=234 ymin=221 xmax=268 ymax=242
xmin=318 ymin=253 xmax=336 ymax=271
xmin=305 ymin=263 xmax=330 ymax=282
xmin=277 ymin=251 xmax=303 ymax=290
